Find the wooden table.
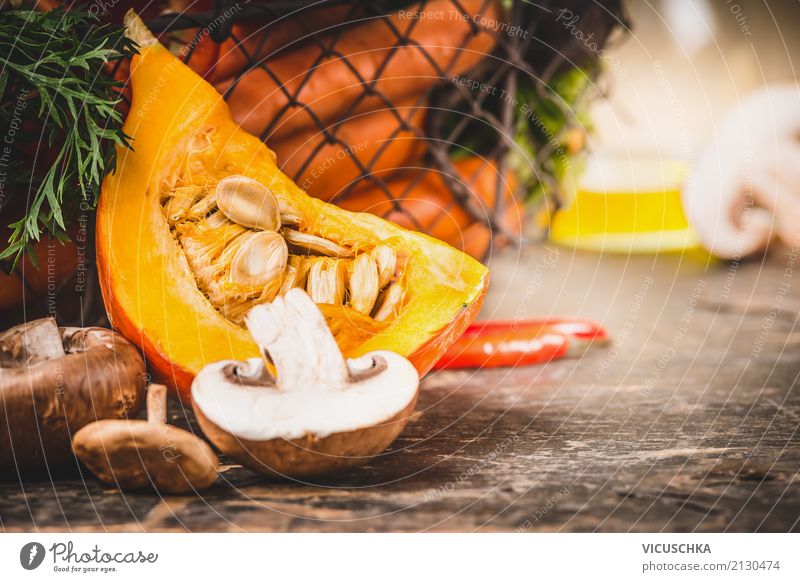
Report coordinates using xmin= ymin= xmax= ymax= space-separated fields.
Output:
xmin=2 ymin=245 xmax=799 ymax=532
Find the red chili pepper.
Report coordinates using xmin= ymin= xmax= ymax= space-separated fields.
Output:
xmin=433 ymin=318 xmax=610 ymax=370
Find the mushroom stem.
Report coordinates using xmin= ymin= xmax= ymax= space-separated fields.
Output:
xmin=147 ymin=384 xmax=168 ymax=425
xmin=346 ymin=354 xmax=388 ymax=382
xmin=245 ymin=289 xmax=350 ymax=390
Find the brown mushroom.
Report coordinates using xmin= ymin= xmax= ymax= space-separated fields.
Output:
xmin=191 ymin=288 xmax=419 ymax=479
xmin=72 ymin=384 xmax=218 ymax=493
xmin=0 ymin=318 xmax=145 ymax=474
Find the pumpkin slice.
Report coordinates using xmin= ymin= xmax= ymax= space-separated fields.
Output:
xmin=96 ymin=13 xmax=489 ymax=402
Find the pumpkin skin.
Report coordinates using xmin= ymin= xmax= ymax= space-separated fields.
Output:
xmin=96 ymin=27 xmax=489 ymax=403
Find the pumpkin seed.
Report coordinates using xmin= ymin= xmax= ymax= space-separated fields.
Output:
xmin=283 ymin=229 xmax=353 ymax=258
xmin=370 ymin=244 xmax=397 ymax=288
xmin=187 ymin=190 xmax=216 ymax=219
xmin=372 ymin=280 xmax=405 ymax=322
xmin=229 ymin=231 xmax=288 ymax=287
xmin=348 ymin=253 xmax=380 ymax=314
xmin=164 ymin=185 xmax=204 ymax=222
xmin=278 ymin=200 xmax=303 ymax=226
xmin=216 ymin=175 xmax=281 ymax=232
xmin=205 ymin=210 xmax=228 ymax=229
xmin=166 ymin=178 xmax=409 ymax=326
xmin=306 ymin=258 xmax=346 ymax=304
xmin=280 ymin=256 xmax=311 ymax=295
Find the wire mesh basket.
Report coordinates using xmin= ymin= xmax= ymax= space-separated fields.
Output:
xmin=0 ymin=0 xmax=624 ymax=329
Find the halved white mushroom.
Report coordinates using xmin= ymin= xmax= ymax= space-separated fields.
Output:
xmin=683 ymin=85 xmax=800 ymax=258
xmin=191 ymin=288 xmax=419 ymax=478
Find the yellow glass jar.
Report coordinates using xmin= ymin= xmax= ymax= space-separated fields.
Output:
xmin=550 ymin=155 xmax=700 ymax=253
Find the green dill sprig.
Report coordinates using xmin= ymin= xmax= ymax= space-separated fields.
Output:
xmin=0 ymin=7 xmax=135 ymax=266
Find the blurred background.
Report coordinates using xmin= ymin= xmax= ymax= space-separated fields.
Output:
xmin=591 ymin=0 xmax=800 ymax=157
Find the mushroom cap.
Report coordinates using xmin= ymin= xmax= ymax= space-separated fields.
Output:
xmin=72 ymin=420 xmax=218 ymax=494
xmin=0 ymin=321 xmax=145 ymax=474
xmin=194 ymin=389 xmax=418 ymax=479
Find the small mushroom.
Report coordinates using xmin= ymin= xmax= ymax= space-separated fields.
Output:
xmin=191 ymin=288 xmax=419 ymax=479
xmin=72 ymin=384 xmax=218 ymax=494
xmin=0 ymin=318 xmax=145 ymax=474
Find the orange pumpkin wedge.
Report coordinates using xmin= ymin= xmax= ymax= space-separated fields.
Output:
xmin=96 ymin=13 xmax=489 ymax=403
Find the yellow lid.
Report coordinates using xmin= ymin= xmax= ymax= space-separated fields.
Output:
xmin=550 ymin=155 xmax=701 ymax=253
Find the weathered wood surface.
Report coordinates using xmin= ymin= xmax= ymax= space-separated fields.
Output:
xmin=2 ymin=246 xmax=799 ymax=532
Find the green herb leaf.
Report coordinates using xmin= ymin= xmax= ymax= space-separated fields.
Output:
xmin=0 ymin=7 xmax=135 ymax=266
